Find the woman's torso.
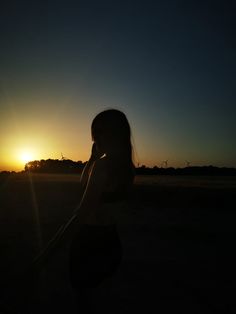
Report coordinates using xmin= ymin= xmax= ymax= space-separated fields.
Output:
xmin=81 ymin=158 xmax=131 ymax=226
xmin=81 ymin=201 xmax=121 ymax=226
xmin=80 ymin=190 xmax=128 ymax=226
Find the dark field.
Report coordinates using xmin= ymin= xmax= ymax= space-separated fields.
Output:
xmin=0 ymin=173 xmax=236 ymax=313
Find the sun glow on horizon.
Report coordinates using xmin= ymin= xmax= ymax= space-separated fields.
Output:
xmin=19 ymin=150 xmax=34 ymax=164
xmin=19 ymin=151 xmax=33 ymax=163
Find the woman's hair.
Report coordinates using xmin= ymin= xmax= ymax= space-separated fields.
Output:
xmin=91 ymin=109 xmax=135 ymax=187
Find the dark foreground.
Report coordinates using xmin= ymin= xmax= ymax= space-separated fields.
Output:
xmin=0 ymin=173 xmax=236 ymax=313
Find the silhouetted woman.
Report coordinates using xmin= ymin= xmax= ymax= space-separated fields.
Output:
xmin=69 ymin=109 xmax=135 ymax=312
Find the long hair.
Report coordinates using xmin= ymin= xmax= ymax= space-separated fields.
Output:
xmin=91 ymin=109 xmax=135 ymax=186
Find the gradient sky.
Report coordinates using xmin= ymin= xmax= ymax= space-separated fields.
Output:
xmin=0 ymin=0 xmax=235 ymax=171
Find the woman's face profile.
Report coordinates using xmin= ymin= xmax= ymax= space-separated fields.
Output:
xmin=94 ymin=137 xmax=105 ymax=155
xmin=92 ymin=124 xmax=106 ymax=154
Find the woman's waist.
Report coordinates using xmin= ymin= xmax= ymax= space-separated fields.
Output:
xmin=78 ymin=200 xmax=127 ymax=226
xmin=77 ymin=222 xmax=117 ymax=230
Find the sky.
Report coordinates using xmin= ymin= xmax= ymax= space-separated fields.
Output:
xmin=0 ymin=0 xmax=235 ymax=171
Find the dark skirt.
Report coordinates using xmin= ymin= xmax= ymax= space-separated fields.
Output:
xmin=69 ymin=224 xmax=123 ymax=290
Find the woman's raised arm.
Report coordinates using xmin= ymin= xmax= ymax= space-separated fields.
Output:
xmin=80 ymin=143 xmax=103 ymax=189
xmin=30 ymin=158 xmax=107 ymax=272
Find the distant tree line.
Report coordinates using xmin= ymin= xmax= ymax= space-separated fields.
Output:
xmin=24 ymin=159 xmax=85 ymax=173
xmin=1 ymin=159 xmax=236 ymax=176
xmin=24 ymin=159 xmax=236 ymax=176
xmin=135 ymin=165 xmax=236 ymax=176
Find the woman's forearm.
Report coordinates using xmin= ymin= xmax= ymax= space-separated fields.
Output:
xmin=80 ymin=143 xmax=103 ymax=188
xmin=80 ymin=158 xmax=95 ymax=188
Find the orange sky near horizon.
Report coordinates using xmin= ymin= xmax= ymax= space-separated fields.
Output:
xmin=0 ymin=102 xmax=141 ymax=171
xmin=1 ymin=94 xmax=235 ymax=172
xmin=0 ymin=114 xmax=158 ymax=171
xmin=1 ymin=100 xmax=234 ymax=172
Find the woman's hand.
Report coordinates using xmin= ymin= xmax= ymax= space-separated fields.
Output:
xmin=91 ymin=142 xmax=104 ymax=161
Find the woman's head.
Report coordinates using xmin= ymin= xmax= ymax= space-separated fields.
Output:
xmin=91 ymin=109 xmax=133 ymax=162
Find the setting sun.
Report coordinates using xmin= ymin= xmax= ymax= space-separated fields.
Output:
xmin=19 ymin=151 xmax=34 ymax=164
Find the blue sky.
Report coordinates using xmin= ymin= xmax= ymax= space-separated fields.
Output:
xmin=0 ymin=0 xmax=235 ymax=170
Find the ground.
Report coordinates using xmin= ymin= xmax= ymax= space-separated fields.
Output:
xmin=0 ymin=173 xmax=235 ymax=313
